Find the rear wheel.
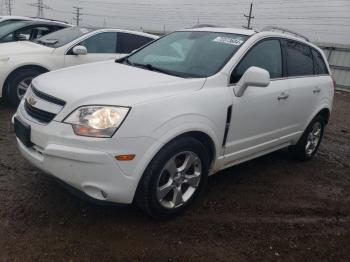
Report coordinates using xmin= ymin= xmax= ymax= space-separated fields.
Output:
xmin=6 ymin=68 xmax=46 ymax=107
xmin=289 ymin=115 xmax=325 ymax=161
xmin=135 ymin=137 xmax=209 ymax=219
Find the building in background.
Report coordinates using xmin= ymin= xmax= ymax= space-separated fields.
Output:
xmin=317 ymin=42 xmax=350 ymax=92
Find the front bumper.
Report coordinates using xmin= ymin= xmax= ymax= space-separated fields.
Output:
xmin=15 ymin=106 xmax=158 ymax=204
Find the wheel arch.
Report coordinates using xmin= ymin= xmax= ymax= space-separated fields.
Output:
xmin=2 ymin=64 xmax=49 ymax=97
xmin=132 ymin=130 xmax=218 ymax=204
xmin=317 ymin=108 xmax=331 ymax=124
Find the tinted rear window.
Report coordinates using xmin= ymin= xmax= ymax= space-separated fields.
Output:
xmin=117 ymin=32 xmax=153 ymax=53
xmin=283 ymin=40 xmax=314 ymax=77
xmin=312 ymin=49 xmax=329 ymax=75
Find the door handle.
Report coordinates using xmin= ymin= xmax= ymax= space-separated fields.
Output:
xmin=278 ymin=93 xmax=290 ymax=100
xmin=313 ymin=87 xmax=321 ymax=94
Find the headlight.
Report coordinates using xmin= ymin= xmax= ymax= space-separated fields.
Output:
xmin=64 ymin=106 xmax=130 ymax=138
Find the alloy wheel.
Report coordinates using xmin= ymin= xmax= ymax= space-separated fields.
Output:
xmin=156 ymin=151 xmax=202 ymax=209
xmin=17 ymin=77 xmax=33 ymax=101
xmin=305 ymin=121 xmax=322 ymax=156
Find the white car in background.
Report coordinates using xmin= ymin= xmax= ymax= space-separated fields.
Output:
xmin=14 ymin=26 xmax=334 ymax=219
xmin=0 ymin=26 xmax=157 ymax=106
xmin=0 ymin=16 xmax=70 ymax=26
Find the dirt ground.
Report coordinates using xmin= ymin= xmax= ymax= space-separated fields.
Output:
xmin=0 ymin=92 xmax=349 ymax=262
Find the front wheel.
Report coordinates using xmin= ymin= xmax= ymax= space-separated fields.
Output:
xmin=135 ymin=137 xmax=209 ymax=219
xmin=289 ymin=115 xmax=325 ymax=161
xmin=6 ymin=68 xmax=46 ymax=107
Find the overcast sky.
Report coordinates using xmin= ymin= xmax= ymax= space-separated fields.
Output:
xmin=2 ymin=0 xmax=350 ymax=44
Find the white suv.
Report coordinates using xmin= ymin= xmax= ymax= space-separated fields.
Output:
xmin=14 ymin=27 xmax=334 ymax=219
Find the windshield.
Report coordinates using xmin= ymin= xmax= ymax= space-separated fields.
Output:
xmin=0 ymin=21 xmax=28 ymax=38
xmin=125 ymin=31 xmax=248 ymax=78
xmin=34 ymin=26 xmax=94 ymax=48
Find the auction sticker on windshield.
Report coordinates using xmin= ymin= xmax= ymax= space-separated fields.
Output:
xmin=213 ymin=37 xmax=244 ymax=46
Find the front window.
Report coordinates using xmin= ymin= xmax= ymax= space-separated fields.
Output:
xmin=125 ymin=31 xmax=248 ymax=78
xmin=33 ymin=26 xmax=95 ymax=48
xmin=79 ymin=32 xmax=117 ymax=53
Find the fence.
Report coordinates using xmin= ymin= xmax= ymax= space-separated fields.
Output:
xmin=317 ymin=42 xmax=350 ymax=92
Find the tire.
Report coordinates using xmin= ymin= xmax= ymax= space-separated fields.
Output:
xmin=289 ymin=115 xmax=325 ymax=161
xmin=135 ymin=137 xmax=210 ymax=219
xmin=6 ymin=68 xmax=46 ymax=107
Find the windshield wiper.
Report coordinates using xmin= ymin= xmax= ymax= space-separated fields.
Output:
xmin=116 ymin=56 xmax=133 ymax=65
xmin=132 ymin=63 xmax=180 ymax=77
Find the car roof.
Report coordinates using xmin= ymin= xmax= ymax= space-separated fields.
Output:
xmin=91 ymin=28 xmax=159 ymax=39
xmin=180 ymin=26 xmax=256 ymax=36
xmin=0 ymin=16 xmax=71 ymax=25
xmin=0 ymin=16 xmax=32 ymax=21
xmin=179 ymin=26 xmax=320 ymax=52
xmin=16 ymin=20 xmax=71 ymax=27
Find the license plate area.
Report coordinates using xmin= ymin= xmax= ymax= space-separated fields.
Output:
xmin=14 ymin=117 xmax=33 ymax=148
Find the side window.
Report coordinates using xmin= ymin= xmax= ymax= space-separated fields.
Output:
xmin=312 ymin=49 xmax=329 ymax=75
xmin=79 ymin=32 xmax=117 ymax=53
xmin=284 ymin=40 xmax=314 ymax=77
xmin=15 ymin=27 xmax=32 ymax=41
xmin=117 ymin=33 xmax=153 ymax=53
xmin=1 ymin=33 xmax=14 ymax=43
xmin=231 ymin=39 xmax=282 ymax=83
xmin=34 ymin=26 xmax=52 ymax=38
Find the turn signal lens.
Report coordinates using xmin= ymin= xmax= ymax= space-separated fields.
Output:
xmin=115 ymin=154 xmax=136 ymax=161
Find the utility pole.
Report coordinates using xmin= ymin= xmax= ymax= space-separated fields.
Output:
xmin=243 ymin=3 xmax=254 ymax=30
xmin=73 ymin=6 xmax=83 ymax=26
xmin=103 ymin=17 xmax=107 ymax=27
xmin=5 ymin=0 xmax=14 ymax=16
xmin=28 ymin=0 xmax=51 ymax=18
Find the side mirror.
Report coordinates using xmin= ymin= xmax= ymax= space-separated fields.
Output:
xmin=72 ymin=45 xmax=88 ymax=55
xmin=234 ymin=66 xmax=270 ymax=97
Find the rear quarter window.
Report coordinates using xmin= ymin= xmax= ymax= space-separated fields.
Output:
xmin=312 ymin=49 xmax=329 ymax=75
xmin=117 ymin=33 xmax=154 ymax=53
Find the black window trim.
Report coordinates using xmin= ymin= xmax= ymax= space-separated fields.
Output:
xmin=228 ymin=36 xmax=330 ymax=86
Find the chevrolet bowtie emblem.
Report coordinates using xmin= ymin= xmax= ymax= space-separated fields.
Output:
xmin=27 ymin=96 xmax=37 ymax=106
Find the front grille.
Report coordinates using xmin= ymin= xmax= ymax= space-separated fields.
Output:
xmin=24 ymin=100 xmax=56 ymax=124
xmin=32 ymin=86 xmax=66 ymax=106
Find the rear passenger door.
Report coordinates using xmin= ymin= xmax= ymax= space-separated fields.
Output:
xmin=64 ymin=32 xmax=119 ymax=67
xmin=281 ymin=39 xmax=320 ymax=137
xmin=117 ymin=32 xmax=154 ymax=58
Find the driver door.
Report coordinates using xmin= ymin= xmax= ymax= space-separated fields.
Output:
xmin=223 ymin=38 xmax=291 ymax=165
xmin=64 ymin=32 xmax=122 ymax=67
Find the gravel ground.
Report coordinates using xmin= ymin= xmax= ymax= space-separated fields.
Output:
xmin=0 ymin=92 xmax=349 ymax=261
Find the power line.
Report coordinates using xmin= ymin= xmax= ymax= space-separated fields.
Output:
xmin=28 ymin=0 xmax=51 ymax=18
xmin=5 ymin=0 xmax=14 ymax=16
xmin=73 ymin=6 xmax=83 ymax=26
xmin=243 ymin=3 xmax=254 ymax=29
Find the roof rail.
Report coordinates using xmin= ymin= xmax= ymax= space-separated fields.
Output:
xmin=262 ymin=26 xmax=310 ymax=42
xmin=29 ymin=17 xmax=70 ymax=24
xmin=189 ymin=24 xmax=221 ymax=29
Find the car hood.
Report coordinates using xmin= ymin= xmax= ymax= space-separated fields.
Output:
xmin=33 ymin=60 xmax=206 ymax=110
xmin=0 ymin=41 xmax=53 ymax=56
